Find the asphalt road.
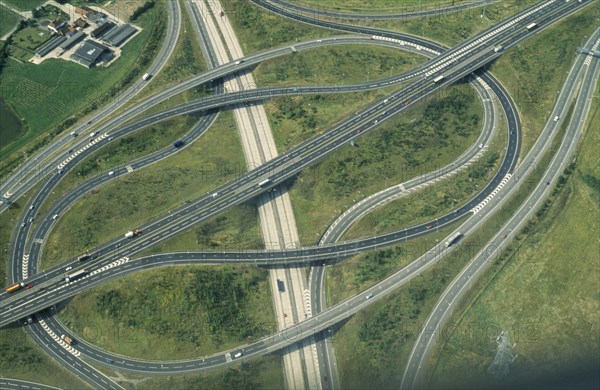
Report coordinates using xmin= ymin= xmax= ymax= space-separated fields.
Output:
xmin=2 ymin=0 xmax=592 ymax=384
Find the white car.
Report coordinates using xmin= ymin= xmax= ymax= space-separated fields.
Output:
xmin=65 ymin=266 xmax=73 ymax=272
xmin=366 ymin=293 xmax=374 ymax=300
xmin=108 ymin=171 xmax=114 ymax=176
xmin=553 ymin=115 xmax=559 ymax=122
xmin=52 ymin=214 xmax=59 ymax=220
xmin=234 ymin=352 xmax=242 ymax=358
xmin=90 ymin=131 xmax=99 ymax=138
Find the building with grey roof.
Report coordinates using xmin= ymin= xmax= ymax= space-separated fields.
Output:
xmin=102 ymin=23 xmax=137 ymax=47
xmin=59 ymin=31 xmax=86 ymax=51
xmin=70 ymin=40 xmax=110 ymax=68
xmin=36 ymin=36 xmax=66 ymax=57
xmin=90 ymin=21 xmax=114 ymax=38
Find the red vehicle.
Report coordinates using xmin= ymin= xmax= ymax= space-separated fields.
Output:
xmin=501 ymin=234 xmax=507 ymax=239
xmin=26 ymin=284 xmax=33 ymax=289
xmin=426 ymin=225 xmax=433 ymax=230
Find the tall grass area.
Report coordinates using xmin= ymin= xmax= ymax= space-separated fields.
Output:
xmin=0 ymin=0 xmax=166 ymax=176
xmin=40 ymin=112 xmax=245 ymax=269
xmin=427 ymin=82 xmax=600 ymax=389
xmin=287 ymin=82 xmax=483 ymax=245
xmin=2 ymin=0 xmax=44 ymax=11
xmin=58 ymin=264 xmax=276 ymax=359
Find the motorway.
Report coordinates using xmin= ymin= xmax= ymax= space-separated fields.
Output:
xmin=401 ymin=29 xmax=600 ymax=389
xmin=1 ymin=0 xmax=595 ymax=387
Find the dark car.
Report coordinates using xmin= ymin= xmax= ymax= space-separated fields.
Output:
xmin=173 ymin=140 xmax=184 ymax=148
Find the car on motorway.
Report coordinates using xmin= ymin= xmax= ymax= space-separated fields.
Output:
xmin=173 ymin=140 xmax=184 ymax=148
xmin=501 ymin=234 xmax=507 ymax=239
xmin=21 ymin=222 xmax=26 ymax=227
xmin=90 ymin=131 xmax=99 ymax=138
xmin=366 ymin=293 xmax=374 ymax=300
xmin=426 ymin=225 xmax=433 ymax=230
xmin=108 ymin=136 xmax=114 ymax=141
xmin=25 ymin=317 xmax=33 ymax=324
xmin=67 ymin=149 xmax=73 ymax=154
xmin=29 ymin=205 xmax=34 ymax=210
xmin=29 ymin=217 xmax=34 ymax=223
xmin=106 ymin=358 xmax=114 ymax=364
xmin=87 ymin=121 xmax=92 ymax=125
xmin=479 ymin=143 xmax=484 ymax=148
xmin=26 ymin=284 xmax=33 ymax=289
xmin=554 ymin=115 xmax=560 ymax=121
xmin=234 ymin=352 xmax=242 ymax=358
xmin=70 ymin=131 xmax=78 ymax=137
xmin=108 ymin=171 xmax=115 ymax=176
xmin=65 ymin=266 xmax=73 ymax=272
xmin=52 ymin=214 xmax=59 ymax=220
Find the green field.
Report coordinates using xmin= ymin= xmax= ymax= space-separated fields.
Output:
xmin=427 ymin=82 xmax=600 ymax=389
xmin=255 ymin=44 xmax=424 ymax=87
xmin=58 ymin=264 xmax=276 ymax=360
xmin=40 ymin=112 xmax=245 ymax=268
xmin=3 ymin=0 xmax=44 ymax=11
xmin=0 ymin=6 xmax=21 ymax=38
xmin=6 ymin=25 xmax=52 ymax=61
xmin=0 ymin=0 xmax=165 ymax=175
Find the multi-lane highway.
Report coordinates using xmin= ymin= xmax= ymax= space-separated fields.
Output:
xmin=2 ymin=0 xmax=596 ymax=387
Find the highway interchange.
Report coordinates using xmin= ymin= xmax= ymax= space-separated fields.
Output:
xmin=1 ymin=0 xmax=598 ymax=388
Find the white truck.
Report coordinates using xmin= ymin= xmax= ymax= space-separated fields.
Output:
xmin=124 ymin=229 xmax=141 ymax=238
